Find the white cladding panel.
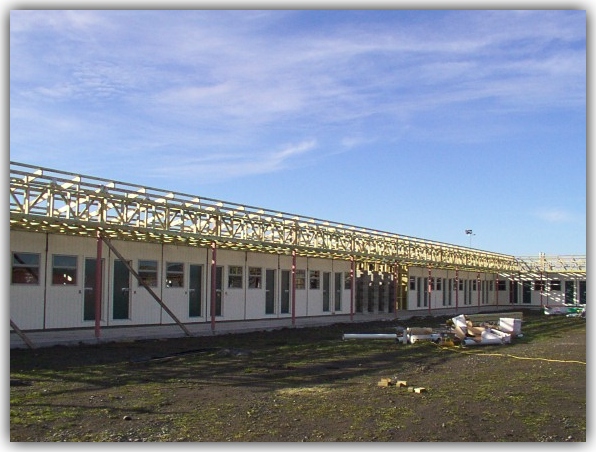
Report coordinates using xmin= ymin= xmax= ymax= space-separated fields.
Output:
xmin=105 ymin=240 xmax=162 ymax=326
xmin=10 ymin=231 xmax=47 ymax=330
xmin=293 ymin=256 xmax=309 ymax=317
xmin=245 ymin=252 xmax=279 ymax=319
xmin=216 ymin=249 xmax=246 ymax=320
xmin=161 ymin=244 xmax=208 ymax=324
xmin=10 ymin=230 xmax=584 ymax=334
xmin=45 ymin=234 xmax=108 ymax=328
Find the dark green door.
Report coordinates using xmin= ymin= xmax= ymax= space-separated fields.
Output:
xmin=579 ymin=281 xmax=586 ymax=304
xmin=113 ymin=260 xmax=130 ymax=319
xmin=522 ymin=281 xmax=532 ymax=304
xmin=83 ymin=258 xmax=102 ymax=321
xmin=214 ymin=266 xmax=223 ymax=316
xmin=323 ymin=272 xmax=330 ymax=312
xmin=189 ymin=264 xmax=203 ymax=317
xmin=266 ymin=269 xmax=275 ymax=314
xmin=281 ymin=270 xmax=290 ymax=314
xmin=334 ymin=272 xmax=342 ymax=311
xmin=565 ymin=281 xmax=575 ymax=304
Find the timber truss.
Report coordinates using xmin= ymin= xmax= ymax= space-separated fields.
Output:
xmin=9 ymin=161 xmax=583 ymax=275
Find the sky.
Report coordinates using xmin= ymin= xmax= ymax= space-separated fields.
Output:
xmin=8 ymin=6 xmax=587 ymax=257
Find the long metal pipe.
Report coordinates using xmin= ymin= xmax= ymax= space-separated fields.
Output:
xmin=342 ymin=333 xmax=398 ymax=340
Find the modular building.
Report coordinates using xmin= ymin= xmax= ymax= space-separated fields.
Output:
xmin=9 ymin=162 xmax=586 ymax=348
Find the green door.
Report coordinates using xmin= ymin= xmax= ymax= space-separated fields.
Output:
xmin=334 ymin=272 xmax=342 ymax=311
xmin=83 ymin=258 xmax=103 ymax=321
xmin=112 ymin=260 xmax=130 ymax=319
xmin=522 ymin=281 xmax=532 ymax=304
xmin=281 ymin=270 xmax=290 ymax=314
xmin=266 ymin=269 xmax=275 ymax=314
xmin=189 ymin=264 xmax=203 ymax=317
xmin=565 ymin=281 xmax=575 ymax=304
xmin=323 ymin=272 xmax=330 ymax=312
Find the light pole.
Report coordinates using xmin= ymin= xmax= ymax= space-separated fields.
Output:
xmin=465 ymin=229 xmax=475 ymax=248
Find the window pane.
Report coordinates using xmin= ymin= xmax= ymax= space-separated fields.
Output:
xmin=12 ymin=267 xmax=40 ymax=284
xmin=550 ymin=280 xmax=561 ymax=291
xmin=139 ymin=260 xmax=158 ymax=287
xmin=228 ymin=266 xmax=243 ymax=288
xmin=13 ymin=252 xmax=40 ymax=266
xmin=248 ymin=267 xmax=261 ymax=289
xmin=52 ymin=255 xmax=77 ymax=285
xmin=12 ymin=252 xmax=40 ymax=284
xmin=295 ymin=270 xmax=306 ymax=289
xmin=166 ymin=262 xmax=184 ymax=287
xmin=344 ymin=272 xmax=352 ymax=290
xmin=309 ymin=270 xmax=320 ymax=289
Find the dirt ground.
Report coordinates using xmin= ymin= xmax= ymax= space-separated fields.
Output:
xmin=10 ymin=311 xmax=586 ymax=442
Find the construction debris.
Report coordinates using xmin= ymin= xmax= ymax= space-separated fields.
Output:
xmin=450 ymin=313 xmax=522 ymax=346
xmin=544 ymin=304 xmax=586 ymax=317
xmin=377 ymin=378 xmax=394 ymax=387
xmin=344 ymin=312 xmax=525 ymax=347
xmin=343 ymin=333 xmax=399 ymax=340
xmin=377 ymin=377 xmax=425 ymax=394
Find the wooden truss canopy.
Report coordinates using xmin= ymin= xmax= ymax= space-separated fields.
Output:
xmin=9 ymin=162 xmax=584 ymax=275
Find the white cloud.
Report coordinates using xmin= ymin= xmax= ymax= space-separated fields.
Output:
xmin=148 ymin=140 xmax=318 ymax=183
xmin=535 ymin=209 xmax=577 ymax=223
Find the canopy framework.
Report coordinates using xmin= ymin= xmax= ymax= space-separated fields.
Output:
xmin=9 ymin=161 xmax=583 ymax=276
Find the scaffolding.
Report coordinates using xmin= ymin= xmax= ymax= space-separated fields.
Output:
xmin=9 ymin=162 xmax=586 ymax=348
xmin=10 ymin=161 xmax=586 ymax=275
xmin=9 ymin=161 xmax=523 ymax=274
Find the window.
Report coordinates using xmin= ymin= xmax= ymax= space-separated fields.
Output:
xmin=429 ymin=277 xmax=435 ymax=291
xmin=166 ymin=262 xmax=184 ymax=287
xmin=497 ymin=280 xmax=506 ymax=291
xmin=534 ymin=280 xmax=545 ymax=291
xmin=295 ymin=270 xmax=306 ymax=289
xmin=472 ymin=280 xmax=477 ymax=291
xmin=489 ymin=280 xmax=494 ymax=291
xmin=409 ymin=277 xmax=416 ymax=290
xmin=138 ymin=260 xmax=158 ymax=287
xmin=458 ymin=279 xmax=464 ymax=291
xmin=309 ymin=270 xmax=320 ymax=289
xmin=344 ymin=272 xmax=352 ymax=290
xmin=228 ymin=266 xmax=243 ymax=288
xmin=550 ymin=280 xmax=561 ymax=291
xmin=248 ymin=267 xmax=262 ymax=288
xmin=436 ymin=278 xmax=442 ymax=291
xmin=12 ymin=252 xmax=40 ymax=284
xmin=52 ymin=255 xmax=77 ymax=285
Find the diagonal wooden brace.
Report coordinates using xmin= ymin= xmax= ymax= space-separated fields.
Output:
xmin=101 ymin=236 xmax=192 ymax=337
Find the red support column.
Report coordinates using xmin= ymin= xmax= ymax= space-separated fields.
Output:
xmin=210 ymin=242 xmax=217 ymax=332
xmin=495 ymin=275 xmax=499 ymax=307
xmin=477 ymin=273 xmax=481 ymax=308
xmin=540 ymin=271 xmax=544 ymax=307
xmin=455 ymin=270 xmax=459 ymax=312
xmin=94 ymin=231 xmax=103 ymax=339
xmin=291 ymin=249 xmax=296 ymax=326
xmin=393 ymin=264 xmax=398 ymax=319
xmin=350 ymin=257 xmax=355 ymax=321
xmin=428 ymin=268 xmax=432 ymax=315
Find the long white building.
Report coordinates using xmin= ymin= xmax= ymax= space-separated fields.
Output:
xmin=9 ymin=162 xmax=586 ymax=348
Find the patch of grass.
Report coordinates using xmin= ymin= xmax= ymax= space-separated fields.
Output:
xmin=10 ymin=312 xmax=586 ymax=442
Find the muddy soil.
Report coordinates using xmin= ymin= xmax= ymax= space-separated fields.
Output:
xmin=10 ymin=311 xmax=586 ymax=442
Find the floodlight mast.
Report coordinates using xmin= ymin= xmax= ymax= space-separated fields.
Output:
xmin=465 ymin=229 xmax=475 ymax=248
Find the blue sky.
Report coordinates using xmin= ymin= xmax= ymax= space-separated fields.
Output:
xmin=8 ymin=8 xmax=587 ymax=257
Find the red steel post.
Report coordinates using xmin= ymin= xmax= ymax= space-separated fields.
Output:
xmin=94 ymin=231 xmax=103 ymax=339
